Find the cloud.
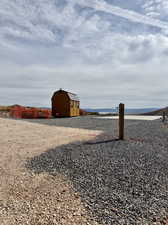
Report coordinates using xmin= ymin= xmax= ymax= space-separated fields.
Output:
xmin=0 ymin=0 xmax=167 ymax=49
xmin=1 ymin=47 xmax=168 ymax=108
xmin=142 ymin=0 xmax=168 ymax=20
xmin=76 ymin=0 xmax=168 ymax=30
xmin=0 ymin=0 xmax=78 ymax=43
xmin=0 ymin=0 xmax=168 ymax=108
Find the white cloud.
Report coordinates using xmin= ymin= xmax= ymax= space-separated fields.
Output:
xmin=1 ymin=32 xmax=168 ymax=108
xmin=143 ymin=0 xmax=168 ymax=19
xmin=0 ymin=0 xmax=168 ymax=48
xmin=0 ymin=0 xmax=168 ymax=108
xmin=76 ymin=0 xmax=168 ymax=30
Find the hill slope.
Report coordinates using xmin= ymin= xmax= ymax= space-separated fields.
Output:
xmin=142 ymin=107 xmax=168 ymax=115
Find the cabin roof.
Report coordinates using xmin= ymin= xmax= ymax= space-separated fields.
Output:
xmin=52 ymin=89 xmax=79 ymax=101
xmin=67 ymin=92 xmax=79 ymax=101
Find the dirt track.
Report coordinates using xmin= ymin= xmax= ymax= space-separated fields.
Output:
xmin=0 ymin=118 xmax=102 ymax=225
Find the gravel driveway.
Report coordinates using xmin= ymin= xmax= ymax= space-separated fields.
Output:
xmin=1 ymin=117 xmax=168 ymax=224
xmin=23 ymin=115 xmax=140 ymax=133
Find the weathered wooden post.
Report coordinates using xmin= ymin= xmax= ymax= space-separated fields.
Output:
xmin=119 ymin=103 xmax=125 ymax=140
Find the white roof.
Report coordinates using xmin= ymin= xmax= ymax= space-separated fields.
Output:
xmin=67 ymin=92 xmax=79 ymax=101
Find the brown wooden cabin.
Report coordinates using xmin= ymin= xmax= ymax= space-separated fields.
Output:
xmin=51 ymin=89 xmax=80 ymax=117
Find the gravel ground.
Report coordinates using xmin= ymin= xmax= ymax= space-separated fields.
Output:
xmin=23 ymin=116 xmax=140 ymax=133
xmin=26 ymin=117 xmax=168 ymax=225
xmin=1 ymin=117 xmax=168 ymax=225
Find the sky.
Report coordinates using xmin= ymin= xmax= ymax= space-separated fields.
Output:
xmin=0 ymin=0 xmax=168 ymax=108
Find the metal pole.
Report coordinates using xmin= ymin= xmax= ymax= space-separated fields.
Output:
xmin=119 ymin=103 xmax=125 ymax=140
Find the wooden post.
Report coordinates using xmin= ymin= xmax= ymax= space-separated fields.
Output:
xmin=119 ymin=103 xmax=124 ymax=140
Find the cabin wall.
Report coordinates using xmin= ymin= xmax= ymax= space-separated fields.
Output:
xmin=52 ymin=92 xmax=70 ymax=117
xmin=70 ymin=100 xmax=80 ymax=117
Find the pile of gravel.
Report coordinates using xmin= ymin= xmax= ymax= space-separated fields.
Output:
xmin=26 ymin=119 xmax=168 ymax=225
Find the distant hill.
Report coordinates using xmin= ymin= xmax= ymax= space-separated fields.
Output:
xmin=84 ymin=108 xmax=159 ymax=115
xmin=142 ymin=107 xmax=168 ymax=115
